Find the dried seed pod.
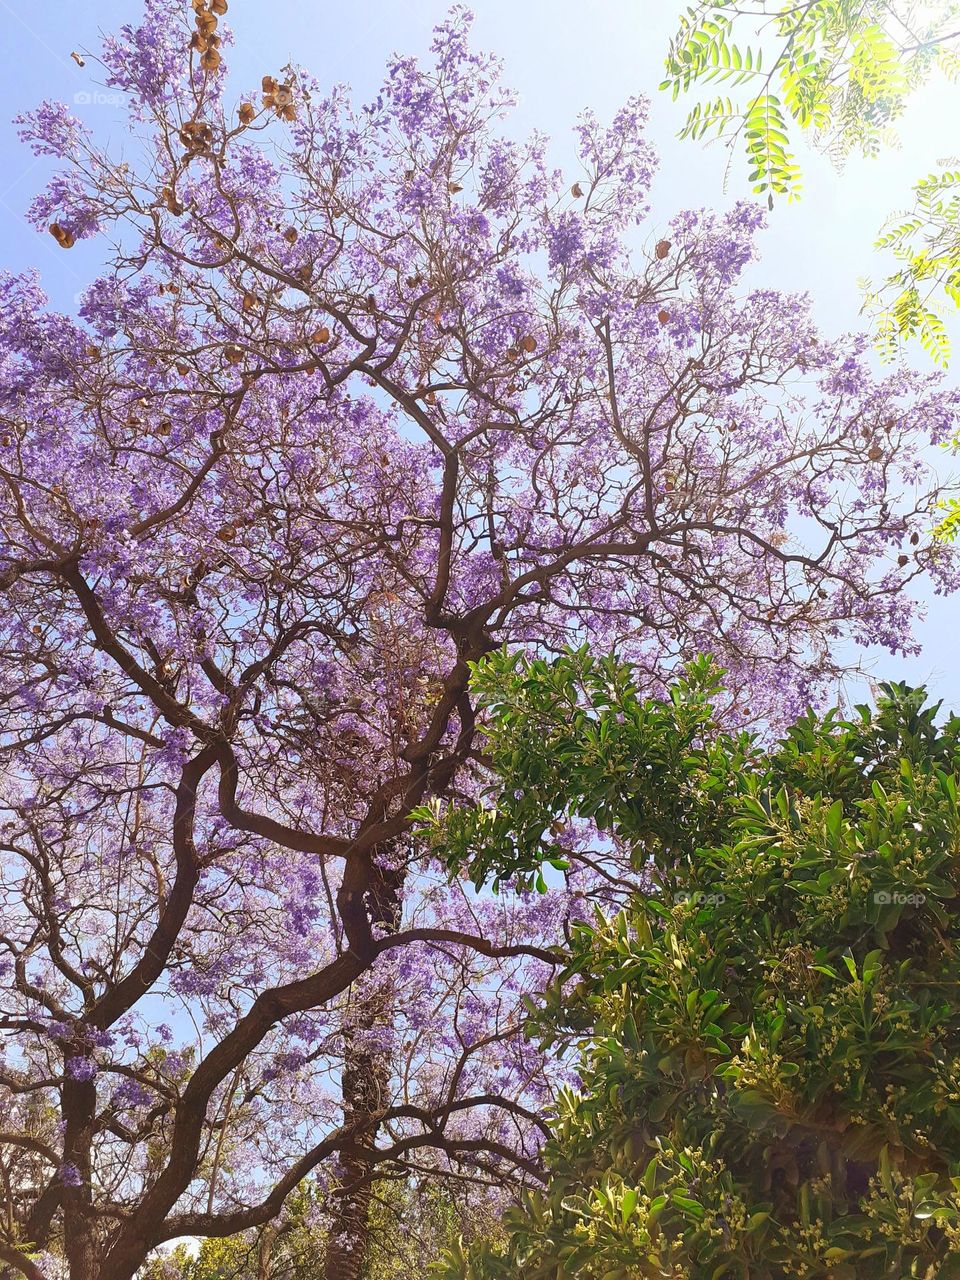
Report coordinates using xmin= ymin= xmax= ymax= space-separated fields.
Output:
xmin=521 ymin=335 xmax=537 ymax=353
xmin=570 ymin=182 xmax=584 ymax=198
xmin=70 ymin=51 xmax=85 ymax=67
xmin=224 ymin=344 xmax=243 ymax=365
xmin=49 ymin=222 xmax=76 ymax=248
xmin=242 ymin=291 xmax=258 ymax=313
xmin=655 ymin=239 xmax=671 ymax=260
xmin=283 ymin=227 xmax=298 ymax=244
xmin=238 ymin=102 xmax=255 ymax=125
xmin=657 ymin=309 xmax=670 ymax=325
xmin=311 ymin=326 xmax=330 ymax=344
xmin=210 ymin=0 xmax=228 ymax=12
xmin=200 ymin=47 xmax=221 ymax=72
xmin=448 ymin=181 xmax=463 ymax=194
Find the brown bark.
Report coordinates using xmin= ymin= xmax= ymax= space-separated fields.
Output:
xmin=322 ymin=857 xmax=403 ymax=1280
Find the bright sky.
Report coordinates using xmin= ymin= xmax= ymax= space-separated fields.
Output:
xmin=1 ymin=0 xmax=957 ymax=711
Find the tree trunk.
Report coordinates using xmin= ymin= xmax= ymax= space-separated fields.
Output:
xmin=323 ymin=854 xmax=404 ymax=1280
xmin=321 ymin=1032 xmax=389 ymax=1280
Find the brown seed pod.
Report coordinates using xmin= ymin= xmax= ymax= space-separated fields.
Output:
xmin=657 ymin=309 xmax=670 ymax=325
xmin=216 ymin=525 xmax=236 ymax=542
xmin=242 ymin=291 xmax=258 ymax=313
xmin=867 ymin=444 xmax=883 ymax=461
xmin=521 ymin=335 xmax=537 ymax=353
xmin=570 ymin=182 xmax=584 ymax=198
xmin=262 ymin=75 xmax=279 ymax=94
xmin=175 ymin=362 xmax=190 ymax=376
xmin=210 ymin=0 xmax=228 ymax=12
xmin=70 ymin=51 xmax=85 ymax=67
xmin=283 ymin=226 xmax=298 ymax=244
xmin=200 ymin=47 xmax=221 ymax=72
xmin=238 ymin=102 xmax=255 ymax=125
xmin=506 ymin=346 xmax=519 ymax=361
xmin=311 ymin=326 xmax=331 ymax=344
xmin=224 ymin=344 xmax=243 ymax=365
xmin=448 ymin=181 xmax=463 ymax=194
xmin=655 ymin=239 xmax=671 ymax=260
xmin=49 ymin=222 xmax=76 ymax=249
xmin=897 ymin=554 xmax=909 ymax=567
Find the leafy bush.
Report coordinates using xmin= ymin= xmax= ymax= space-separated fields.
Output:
xmin=433 ymin=651 xmax=960 ymax=1278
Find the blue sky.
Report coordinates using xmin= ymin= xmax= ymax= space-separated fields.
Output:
xmin=1 ymin=0 xmax=958 ymax=711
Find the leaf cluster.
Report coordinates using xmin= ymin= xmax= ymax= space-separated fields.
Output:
xmin=433 ymin=651 xmax=960 ymax=1277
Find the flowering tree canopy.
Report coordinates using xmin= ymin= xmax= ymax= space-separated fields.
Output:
xmin=0 ymin=3 xmax=958 ymax=1279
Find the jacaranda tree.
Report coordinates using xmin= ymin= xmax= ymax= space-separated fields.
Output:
xmin=1 ymin=3 xmax=959 ymax=1279
xmin=433 ymin=650 xmax=960 ymax=1279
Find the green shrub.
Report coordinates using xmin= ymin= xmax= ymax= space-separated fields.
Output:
xmin=432 ymin=651 xmax=960 ymax=1279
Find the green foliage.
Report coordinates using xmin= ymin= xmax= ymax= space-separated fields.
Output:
xmin=137 ymin=1179 xmax=500 ymax=1280
xmin=433 ymin=651 xmax=960 ymax=1278
xmin=663 ymin=1 xmax=960 ymax=361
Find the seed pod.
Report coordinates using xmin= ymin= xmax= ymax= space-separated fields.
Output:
xmin=70 ymin=51 xmax=85 ymax=67
xmin=448 ymin=181 xmax=463 ymax=194
xmin=570 ymin=182 xmax=584 ymax=198
xmin=657 ymin=309 xmax=670 ymax=325
xmin=655 ymin=239 xmax=671 ymax=260
xmin=242 ymin=291 xmax=258 ymax=312
xmin=200 ymin=47 xmax=221 ymax=72
xmin=175 ymin=362 xmax=190 ymax=376
xmin=238 ymin=102 xmax=255 ymax=125
xmin=312 ymin=326 xmax=330 ymax=344
xmin=210 ymin=0 xmax=228 ymax=12
xmin=867 ymin=445 xmax=883 ymax=461
xmin=897 ymin=554 xmax=909 ymax=567
xmin=224 ymin=344 xmax=243 ymax=365
xmin=521 ymin=335 xmax=537 ymax=354
xmin=216 ymin=525 xmax=236 ymax=542
xmin=283 ymin=227 xmax=298 ymax=243
xmin=49 ymin=222 xmax=75 ymax=248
